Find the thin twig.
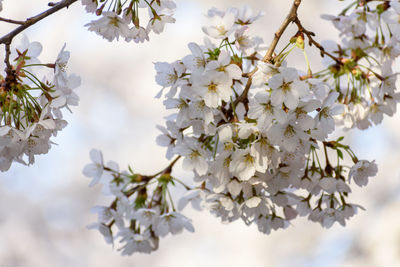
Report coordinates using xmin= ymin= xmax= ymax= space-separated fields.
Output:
xmin=0 ymin=17 xmax=25 ymax=25
xmin=232 ymin=0 xmax=302 ymax=109
xmin=150 ymin=156 xmax=182 ymax=178
xmin=263 ymin=0 xmax=302 ymax=63
xmin=4 ymin=44 xmax=11 ymax=74
xmin=294 ymin=18 xmax=342 ymax=65
xmin=0 ymin=0 xmax=78 ymax=45
xmin=4 ymin=43 xmax=14 ymax=91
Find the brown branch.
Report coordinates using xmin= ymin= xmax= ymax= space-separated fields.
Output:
xmin=150 ymin=156 xmax=181 ymax=178
xmin=233 ymin=73 xmax=254 ymax=108
xmin=0 ymin=0 xmax=78 ymax=45
xmin=3 ymin=43 xmax=15 ymax=92
xmin=231 ymin=0 xmax=302 ymax=110
xmin=4 ymin=44 xmax=11 ymax=74
xmin=0 ymin=17 xmax=25 ymax=25
xmin=294 ymin=18 xmax=342 ymax=65
xmin=263 ymin=0 xmax=302 ymax=63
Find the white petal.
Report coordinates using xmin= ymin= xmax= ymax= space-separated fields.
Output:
xmin=245 ymin=196 xmax=261 ymax=208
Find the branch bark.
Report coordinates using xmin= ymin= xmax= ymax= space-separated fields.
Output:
xmin=263 ymin=0 xmax=302 ymax=63
xmin=232 ymin=0 xmax=302 ymax=110
xmin=0 ymin=17 xmax=25 ymax=25
xmin=294 ymin=18 xmax=342 ymax=65
xmin=0 ymin=0 xmax=78 ymax=45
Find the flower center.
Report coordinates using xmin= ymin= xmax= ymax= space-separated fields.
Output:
xmin=208 ymin=83 xmax=218 ymax=93
xmin=244 ymin=153 xmax=254 ymax=164
xmin=108 ymin=16 xmax=121 ymax=28
xmin=189 ymin=150 xmax=201 ymax=159
xmin=217 ymin=26 xmax=227 ymax=36
xmin=284 ymin=124 xmax=295 ymax=138
xmin=281 ymin=82 xmax=292 ymax=92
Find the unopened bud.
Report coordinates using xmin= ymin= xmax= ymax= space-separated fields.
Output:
xmin=96 ymin=3 xmax=105 ymax=16
xmin=296 ymin=34 xmax=305 ymax=50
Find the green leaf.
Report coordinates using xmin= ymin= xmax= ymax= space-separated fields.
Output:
xmin=128 ymin=165 xmax=134 ymax=175
xmin=337 ymin=149 xmax=343 ymax=160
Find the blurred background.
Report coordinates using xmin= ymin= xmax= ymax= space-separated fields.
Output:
xmin=0 ymin=0 xmax=400 ymax=266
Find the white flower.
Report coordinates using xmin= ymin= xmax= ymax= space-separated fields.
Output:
xmin=51 ymin=73 xmax=81 ymax=108
xmin=87 ymin=223 xmax=113 ymax=244
xmin=292 ymin=99 xmax=320 ymax=130
xmin=178 ymin=189 xmax=203 ymax=211
xmin=91 ymin=206 xmax=113 ymax=224
xmin=182 ymin=42 xmax=208 ymax=72
xmin=154 ymin=212 xmax=194 ymax=237
xmin=382 ymin=4 xmax=400 ymax=40
xmin=268 ymin=67 xmax=308 ymax=110
xmin=131 ymin=208 xmax=159 ymax=228
xmin=175 ymin=138 xmax=209 ymax=175
xmin=81 ymin=0 xmax=97 ymax=13
xmin=231 ymin=5 xmax=263 ymax=25
xmin=349 ymin=160 xmax=378 ymax=187
xmin=319 ymin=177 xmax=351 ymax=194
xmin=188 ymin=99 xmax=215 ymax=127
xmin=119 ymin=232 xmax=153 ymax=255
xmin=82 ymin=149 xmax=104 ymax=186
xmin=256 ymin=216 xmax=288 ymax=234
xmin=229 ymin=147 xmax=265 ymax=181
xmin=205 ymin=50 xmax=242 ymax=81
xmin=202 ymin=11 xmax=236 ymax=39
xmin=191 ymin=72 xmax=232 ymax=108
xmin=126 ymin=26 xmax=150 ymax=43
xmin=12 ymin=35 xmax=43 ymax=68
xmin=252 ymin=62 xmax=282 ymax=87
xmin=154 ymin=60 xmax=185 ymax=98
xmin=234 ymin=26 xmax=254 ymax=52
xmin=314 ymin=91 xmax=343 ymax=137
xmin=149 ymin=14 xmax=176 ymax=34
xmin=86 ymin=12 xmax=130 ymax=42
xmin=156 ymin=121 xmax=181 ymax=159
xmin=245 ymin=196 xmax=261 ymax=208
xmin=267 ymin=113 xmax=309 ymax=152
xmin=54 ymin=43 xmax=70 ymax=86
xmin=248 ymin=92 xmax=287 ymax=130
xmin=163 ymin=97 xmax=191 ymax=127
xmin=381 ymin=37 xmax=400 ymax=61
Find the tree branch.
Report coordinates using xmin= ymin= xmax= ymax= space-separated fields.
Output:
xmin=0 ymin=0 xmax=78 ymax=45
xmin=263 ymin=0 xmax=302 ymax=63
xmin=232 ymin=0 xmax=302 ymax=110
xmin=0 ymin=17 xmax=25 ymax=25
xmin=4 ymin=43 xmax=11 ymax=74
xmin=150 ymin=156 xmax=181 ymax=178
xmin=294 ymin=18 xmax=342 ymax=65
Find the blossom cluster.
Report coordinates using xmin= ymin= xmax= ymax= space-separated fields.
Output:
xmin=85 ymin=1 xmax=398 ymax=256
xmin=84 ymin=4 xmax=383 ymax=255
xmin=82 ymin=0 xmax=176 ymax=42
xmin=153 ymin=5 xmax=380 ymax=232
xmin=0 ymin=36 xmax=80 ymax=171
xmin=321 ymin=0 xmax=400 ymax=129
xmin=83 ymin=149 xmax=194 ymax=255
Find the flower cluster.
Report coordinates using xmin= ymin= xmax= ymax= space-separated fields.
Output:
xmin=0 ymin=35 xmax=80 ymax=171
xmin=82 ymin=0 xmax=176 ymax=42
xmin=321 ymin=0 xmax=400 ymax=129
xmin=83 ymin=150 xmax=194 ymax=255
xmin=153 ymin=5 xmax=380 ymax=232
xmin=86 ymin=1 xmax=397 ymax=256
